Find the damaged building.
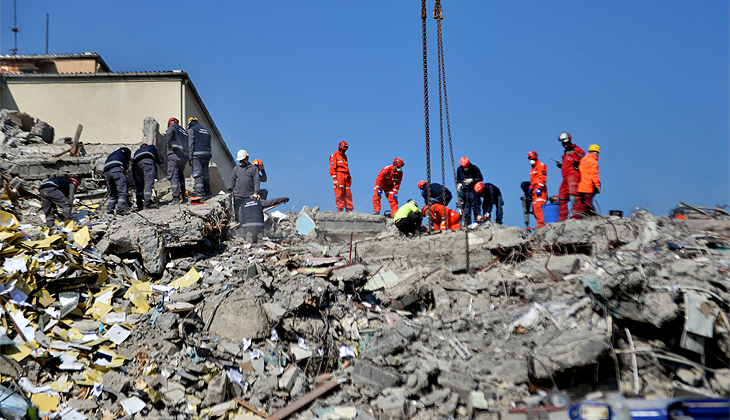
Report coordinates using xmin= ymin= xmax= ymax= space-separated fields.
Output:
xmin=0 ymin=114 xmax=728 ymax=420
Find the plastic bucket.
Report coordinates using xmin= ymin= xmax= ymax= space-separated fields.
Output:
xmin=542 ymin=203 xmax=560 ymax=224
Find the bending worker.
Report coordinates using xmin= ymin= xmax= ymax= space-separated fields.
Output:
xmin=456 ymin=156 xmax=483 ymax=226
xmin=329 ymin=141 xmax=352 ymax=212
xmin=104 ymin=147 xmax=132 ymax=215
xmin=373 ymin=158 xmax=405 ymax=216
xmin=422 ymin=203 xmax=460 ymax=231
xmin=132 ymin=143 xmax=163 ymax=210
xmin=576 ymin=144 xmax=601 ymax=218
xmin=474 ymin=182 xmax=504 ymax=225
xmin=556 ymin=132 xmax=585 ymax=220
xmin=418 ymin=180 xmax=452 ymax=207
xmin=394 ymin=199 xmax=422 ymax=236
xmin=39 ymin=177 xmax=78 ymax=227
xmin=527 ymin=150 xmax=548 ymax=227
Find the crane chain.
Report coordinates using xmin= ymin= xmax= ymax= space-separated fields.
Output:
xmin=422 ymin=0 xmax=433 ymax=231
xmin=435 ymin=0 xmax=470 ymax=272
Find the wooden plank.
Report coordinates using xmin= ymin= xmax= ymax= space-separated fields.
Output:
xmin=234 ymin=397 xmax=277 ymax=420
xmin=272 ymin=380 xmax=339 ymax=420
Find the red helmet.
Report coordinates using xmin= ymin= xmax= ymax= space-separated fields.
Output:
xmin=421 ymin=205 xmax=429 ymax=214
xmin=339 ymin=141 xmax=348 ymax=150
xmin=459 ymin=156 xmax=470 ymax=168
xmin=527 ymin=151 xmax=538 ymax=160
xmin=252 ymin=159 xmax=263 ymax=166
xmin=168 ymin=117 xmax=179 ymax=126
xmin=69 ymin=178 xmax=79 ymax=192
xmin=418 ymin=180 xmax=427 ymax=189
xmin=392 ymin=157 xmax=404 ymax=167
xmin=474 ymin=181 xmax=485 ymax=194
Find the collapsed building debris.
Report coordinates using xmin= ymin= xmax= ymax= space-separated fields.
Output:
xmin=0 ymin=113 xmax=727 ymax=420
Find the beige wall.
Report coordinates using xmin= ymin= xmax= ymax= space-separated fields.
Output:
xmin=1 ymin=77 xmax=234 ymax=184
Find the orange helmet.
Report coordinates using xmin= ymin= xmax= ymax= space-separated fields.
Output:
xmin=418 ymin=180 xmax=427 ymax=189
xmin=69 ymin=178 xmax=79 ymax=192
xmin=393 ymin=157 xmax=404 ymax=167
xmin=339 ymin=141 xmax=348 ymax=150
xmin=252 ymin=159 xmax=263 ymax=166
xmin=474 ymin=182 xmax=485 ymax=194
xmin=459 ymin=156 xmax=470 ymax=168
xmin=168 ymin=117 xmax=179 ymax=126
xmin=527 ymin=151 xmax=538 ymax=160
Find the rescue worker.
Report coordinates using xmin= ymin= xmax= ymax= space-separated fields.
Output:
xmin=104 ymin=147 xmax=132 ymax=215
xmin=132 ymin=143 xmax=163 ymax=210
xmin=165 ymin=117 xmax=188 ymax=204
xmin=474 ymin=182 xmax=504 ymax=225
xmin=422 ymin=203 xmax=460 ymax=231
xmin=456 ymin=156 xmax=483 ymax=226
xmin=373 ymin=158 xmax=405 ymax=216
xmin=252 ymin=159 xmax=268 ymax=200
xmin=527 ymin=151 xmax=548 ymax=227
xmin=187 ymin=117 xmax=212 ymax=199
xmin=576 ymin=144 xmax=601 ymax=218
xmin=393 ymin=199 xmax=422 ymax=236
xmin=228 ymin=150 xmax=260 ymax=223
xmin=39 ymin=177 xmax=77 ymax=227
xmin=240 ymin=196 xmax=290 ymax=243
xmin=329 ymin=141 xmax=352 ymax=212
xmin=556 ymin=132 xmax=585 ymax=221
xmin=418 ymin=180 xmax=453 ymax=207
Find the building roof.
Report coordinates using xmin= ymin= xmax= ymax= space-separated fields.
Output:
xmin=0 ymin=52 xmax=111 ymax=73
xmin=2 ymin=70 xmax=235 ymax=168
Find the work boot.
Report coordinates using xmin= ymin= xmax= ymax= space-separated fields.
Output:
xmin=255 ymin=233 xmax=263 ymax=243
xmin=146 ymin=203 xmax=159 ymax=210
xmin=373 ymin=211 xmax=379 ymax=215
xmin=244 ymin=231 xmax=253 ymax=243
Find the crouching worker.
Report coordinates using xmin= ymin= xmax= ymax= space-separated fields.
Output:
xmin=240 ymin=197 xmax=289 ymax=243
xmin=393 ymin=199 xmax=422 ymax=236
xmin=422 ymin=203 xmax=461 ymax=231
xmin=39 ymin=177 xmax=78 ymax=227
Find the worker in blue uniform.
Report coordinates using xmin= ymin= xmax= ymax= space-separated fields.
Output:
xmin=418 ymin=180 xmax=453 ymax=207
xmin=187 ymin=117 xmax=212 ymax=199
xmin=165 ymin=117 xmax=189 ymax=204
xmin=39 ymin=177 xmax=78 ymax=227
xmin=132 ymin=143 xmax=164 ymax=210
xmin=104 ymin=147 xmax=132 ymax=215
xmin=456 ymin=156 xmax=483 ymax=226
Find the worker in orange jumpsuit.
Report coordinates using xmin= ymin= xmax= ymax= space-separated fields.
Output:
xmin=556 ymin=132 xmax=586 ymax=220
xmin=528 ymin=151 xmax=548 ymax=227
xmin=422 ymin=204 xmax=461 ymax=231
xmin=329 ymin=141 xmax=352 ymax=212
xmin=576 ymin=144 xmax=601 ymax=218
xmin=373 ymin=158 xmax=404 ymax=216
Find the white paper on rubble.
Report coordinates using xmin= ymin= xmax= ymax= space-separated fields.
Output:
xmin=10 ymin=309 xmax=35 ymax=341
xmin=103 ymin=324 xmax=131 ymax=345
xmin=103 ymin=312 xmax=126 ymax=324
xmin=3 ymin=256 xmax=27 ymax=273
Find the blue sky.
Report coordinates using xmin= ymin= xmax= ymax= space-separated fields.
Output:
xmin=3 ymin=1 xmax=728 ymax=227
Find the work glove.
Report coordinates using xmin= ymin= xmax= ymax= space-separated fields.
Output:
xmin=536 ymin=188 xmax=542 ymax=196
xmin=283 ymin=197 xmax=290 ymax=203
xmin=484 ymin=212 xmax=490 ymax=220
xmin=556 ymin=161 xmax=562 ymax=169
xmin=528 ymin=188 xmax=533 ymax=196
xmin=464 ymin=178 xmax=473 ymax=186
xmin=392 ymin=194 xmax=398 ymax=201
xmin=476 ymin=215 xmax=483 ymax=222
xmin=594 ymin=186 xmax=601 ymax=194
xmin=376 ymin=188 xmax=383 ymax=197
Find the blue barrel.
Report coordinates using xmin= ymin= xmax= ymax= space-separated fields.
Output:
xmin=542 ymin=203 xmax=560 ymax=224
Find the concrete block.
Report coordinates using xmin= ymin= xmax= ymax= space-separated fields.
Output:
xmin=493 ymin=359 xmax=529 ymax=385
xmin=205 ymin=291 xmax=270 ymax=341
xmin=279 ymin=366 xmax=301 ymax=392
xmin=352 ymin=360 xmax=401 ymax=388
xmin=533 ymin=330 xmax=609 ymax=378
xmin=432 ymin=284 xmax=452 ymax=318
xmin=204 ymin=372 xmax=228 ymax=406
xmin=372 ymin=393 xmax=410 ymax=420
xmin=437 ymin=371 xmax=476 ymax=402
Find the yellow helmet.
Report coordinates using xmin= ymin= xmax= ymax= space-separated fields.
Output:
xmin=187 ymin=117 xmax=198 ymax=128
xmin=588 ymin=144 xmax=600 ymax=153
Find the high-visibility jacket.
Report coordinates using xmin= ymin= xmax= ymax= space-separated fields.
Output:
xmin=578 ymin=153 xmax=600 ymax=193
xmin=530 ymin=160 xmax=548 ymax=199
xmin=426 ymin=203 xmax=460 ymax=230
xmin=374 ymin=165 xmax=402 ymax=193
xmin=561 ymin=145 xmax=585 ymax=179
xmin=329 ymin=150 xmax=350 ymax=177
xmin=394 ymin=201 xmax=419 ymax=223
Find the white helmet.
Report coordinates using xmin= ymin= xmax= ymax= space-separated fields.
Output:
xmin=236 ymin=150 xmax=249 ymax=161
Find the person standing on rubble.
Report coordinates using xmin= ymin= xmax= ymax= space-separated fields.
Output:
xmin=373 ymin=158 xmax=405 ymax=216
xmin=228 ymin=150 xmax=260 ymax=223
xmin=576 ymin=144 xmax=601 ymax=218
xmin=165 ymin=117 xmax=189 ymax=204
xmin=474 ymin=181 xmax=504 ymax=225
xmin=456 ymin=156 xmax=483 ymax=226
xmin=422 ymin=203 xmax=460 ymax=231
xmin=394 ymin=199 xmax=423 ymax=236
xmin=39 ymin=177 xmax=78 ymax=227
xmin=329 ymin=141 xmax=353 ymax=212
xmin=240 ymin=196 xmax=290 ymax=243
xmin=187 ymin=117 xmax=212 ymax=199
xmin=418 ymin=180 xmax=453 ymax=207
xmin=527 ymin=151 xmax=548 ymax=227
xmin=104 ymin=147 xmax=132 ymax=215
xmin=132 ymin=143 xmax=163 ymax=210
xmin=252 ymin=159 xmax=268 ymax=200
xmin=556 ymin=132 xmax=586 ymax=221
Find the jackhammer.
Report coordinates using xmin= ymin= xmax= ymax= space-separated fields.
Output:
xmin=520 ymin=181 xmax=532 ymax=229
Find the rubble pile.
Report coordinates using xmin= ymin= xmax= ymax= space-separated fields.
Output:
xmin=0 ymin=114 xmax=727 ymax=420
